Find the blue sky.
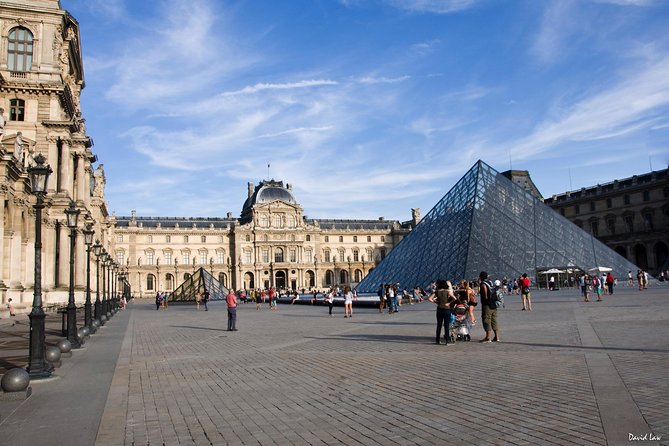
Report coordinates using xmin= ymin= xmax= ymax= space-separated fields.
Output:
xmin=62 ymin=0 xmax=669 ymax=221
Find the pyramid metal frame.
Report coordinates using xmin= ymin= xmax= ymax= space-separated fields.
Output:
xmin=356 ymin=160 xmax=640 ymax=292
xmin=169 ymin=267 xmax=229 ymax=302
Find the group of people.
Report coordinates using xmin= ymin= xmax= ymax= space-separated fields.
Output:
xmin=578 ymin=272 xmax=616 ymax=302
xmin=427 ymin=271 xmax=502 ymax=345
xmin=376 ymin=284 xmax=428 ymax=314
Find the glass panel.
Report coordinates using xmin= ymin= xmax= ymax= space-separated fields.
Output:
xmin=169 ymin=267 xmax=229 ymax=302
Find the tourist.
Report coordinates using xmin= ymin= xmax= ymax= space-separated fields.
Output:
xmin=195 ymin=291 xmax=202 ymax=310
xmin=344 ymin=286 xmax=353 ymax=318
xmin=155 ymin=292 xmax=162 ymax=310
xmin=606 ymin=272 xmax=615 ymax=295
xmin=627 ymin=271 xmax=633 ymax=287
xmin=120 ymin=295 xmax=127 ymax=310
xmin=387 ymin=284 xmax=395 ymax=313
xmin=203 ymin=288 xmax=210 ymax=311
xmin=291 ymin=290 xmax=300 ymax=304
xmin=268 ymin=287 xmax=276 ymax=309
xmin=378 ymin=284 xmax=385 ymax=313
xmin=6 ymin=297 xmax=16 ymax=316
xmin=549 ymin=275 xmax=555 ymax=291
xmin=428 ymin=280 xmax=457 ymax=345
xmin=580 ymin=275 xmax=589 ymax=301
xmin=637 ymin=270 xmax=644 ymax=291
xmin=520 ymin=273 xmax=532 ymax=311
xmin=459 ymin=280 xmax=477 ymax=324
xmin=256 ymin=291 xmax=262 ymax=310
xmin=326 ymin=289 xmax=334 ymax=316
xmin=592 ymin=275 xmax=602 ymax=301
xmin=644 ymin=270 xmax=649 ymax=289
xmin=479 ymin=271 xmax=500 ymax=342
xmin=226 ymin=289 xmax=237 ymax=331
xmin=162 ymin=291 xmax=169 ymax=309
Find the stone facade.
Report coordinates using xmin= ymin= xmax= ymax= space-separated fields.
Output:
xmin=544 ymin=167 xmax=669 ymax=275
xmin=114 ymin=180 xmax=415 ymax=297
xmin=0 ymin=0 xmax=111 ymax=313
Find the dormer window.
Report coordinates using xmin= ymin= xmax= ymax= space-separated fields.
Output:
xmin=9 ymin=99 xmax=25 ymax=121
xmin=8 ymin=27 xmax=33 ymax=72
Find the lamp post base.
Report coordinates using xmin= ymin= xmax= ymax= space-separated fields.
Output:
xmin=66 ymin=305 xmax=81 ymax=349
xmin=27 ymin=312 xmax=53 ymax=379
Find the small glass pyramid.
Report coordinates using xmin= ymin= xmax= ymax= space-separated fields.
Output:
xmin=356 ymin=160 xmax=640 ymax=292
xmin=169 ymin=267 xmax=229 ymax=302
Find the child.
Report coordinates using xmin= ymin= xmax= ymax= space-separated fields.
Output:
xmin=7 ymin=298 xmax=16 ymax=316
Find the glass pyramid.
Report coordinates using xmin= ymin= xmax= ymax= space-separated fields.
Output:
xmin=356 ymin=160 xmax=640 ymax=292
xmin=169 ymin=267 xmax=229 ymax=302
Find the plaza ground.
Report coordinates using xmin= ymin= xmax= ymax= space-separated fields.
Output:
xmin=0 ymin=286 xmax=667 ymax=445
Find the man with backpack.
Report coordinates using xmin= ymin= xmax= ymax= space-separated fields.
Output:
xmin=479 ymin=271 xmax=500 ymax=343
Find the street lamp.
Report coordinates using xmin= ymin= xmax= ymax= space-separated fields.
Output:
xmin=93 ymin=240 xmax=103 ymax=324
xmin=112 ymin=262 xmax=118 ymax=311
xmin=105 ymin=254 xmax=112 ymax=318
xmin=100 ymin=249 xmax=108 ymax=320
xmin=26 ymin=153 xmax=53 ymax=378
xmin=65 ymin=201 xmax=81 ymax=348
xmin=83 ymin=223 xmax=95 ymax=332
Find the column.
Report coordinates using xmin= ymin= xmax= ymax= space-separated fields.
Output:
xmin=0 ymin=196 xmax=6 ymax=289
xmin=75 ymin=154 xmax=86 ymax=203
xmin=75 ymin=229 xmax=85 ymax=292
xmin=84 ymin=166 xmax=92 ymax=208
xmin=8 ymin=205 xmax=23 ymax=289
xmin=58 ymin=223 xmax=69 ymax=289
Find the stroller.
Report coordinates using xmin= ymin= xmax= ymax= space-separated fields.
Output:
xmin=450 ymin=302 xmax=471 ymax=342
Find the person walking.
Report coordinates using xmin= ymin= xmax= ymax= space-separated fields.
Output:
xmin=378 ymin=284 xmax=385 ymax=313
xmin=579 ymin=274 xmax=589 ymax=302
xmin=520 ymin=273 xmax=532 ymax=311
xmin=226 ymin=289 xmax=238 ymax=331
xmin=203 ymin=288 xmax=210 ymax=311
xmin=479 ymin=271 xmax=500 ymax=342
xmin=326 ymin=289 xmax=334 ymax=316
xmin=195 ymin=291 xmax=202 ymax=310
xmin=155 ymin=292 xmax=162 ymax=310
xmin=344 ymin=286 xmax=353 ymax=318
xmin=428 ymin=280 xmax=457 ymax=345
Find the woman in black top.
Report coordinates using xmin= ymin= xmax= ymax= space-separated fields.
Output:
xmin=428 ymin=280 xmax=457 ymax=345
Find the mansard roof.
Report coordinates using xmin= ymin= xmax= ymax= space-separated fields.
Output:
xmin=241 ymin=180 xmax=298 ymax=214
xmin=115 ymin=216 xmax=236 ymax=229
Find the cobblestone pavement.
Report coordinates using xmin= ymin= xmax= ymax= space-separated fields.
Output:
xmin=89 ymin=286 xmax=668 ymax=446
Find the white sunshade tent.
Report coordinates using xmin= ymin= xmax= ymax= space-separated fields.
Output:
xmin=587 ymin=266 xmax=613 ymax=274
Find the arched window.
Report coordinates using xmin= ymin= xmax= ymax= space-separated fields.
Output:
xmin=340 ymin=270 xmax=348 ymax=284
xmin=183 ymin=273 xmax=191 ymax=281
xmin=9 ymin=99 xmax=25 ymax=121
xmin=275 ymin=247 xmax=284 ymax=263
xmin=8 ymin=27 xmax=33 ymax=72
xmin=354 ymin=269 xmax=363 ymax=282
xmin=147 ymin=274 xmax=156 ymax=291
xmin=218 ymin=272 xmax=228 ymax=287
xmin=165 ymin=273 xmax=174 ymax=290
xmin=325 ymin=270 xmax=334 ymax=286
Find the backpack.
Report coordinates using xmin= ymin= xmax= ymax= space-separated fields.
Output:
xmin=485 ymin=280 xmax=504 ymax=309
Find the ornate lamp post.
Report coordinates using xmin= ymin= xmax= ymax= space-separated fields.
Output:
xmin=93 ymin=240 xmax=103 ymax=323
xmin=112 ymin=262 xmax=118 ymax=311
xmin=100 ymin=250 xmax=108 ymax=319
xmin=83 ymin=223 xmax=95 ymax=332
xmin=26 ymin=154 xmax=53 ymax=378
xmin=64 ymin=201 xmax=81 ymax=348
xmin=104 ymin=253 xmax=112 ymax=317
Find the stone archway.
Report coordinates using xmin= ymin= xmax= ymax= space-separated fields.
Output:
xmin=275 ymin=270 xmax=286 ymax=289
xmin=634 ymin=244 xmax=648 ymax=270
xmin=244 ymin=272 xmax=255 ymax=290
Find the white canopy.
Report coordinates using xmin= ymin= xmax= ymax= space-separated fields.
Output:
xmin=541 ymin=268 xmax=566 ymax=274
xmin=588 ymin=266 xmax=612 ymax=273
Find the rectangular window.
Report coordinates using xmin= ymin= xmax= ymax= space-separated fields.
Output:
xmin=324 ymin=251 xmax=331 ymax=262
xmin=381 ymin=236 xmax=385 ymax=242
xmin=201 ymin=235 xmax=207 ymax=243
xmin=606 ymin=198 xmax=612 ymax=209
xmin=606 ymin=219 xmax=616 ymax=235
xmin=324 ymin=236 xmax=329 ymax=242
xmin=166 ymin=235 xmax=171 ymax=243
xmin=218 ymin=252 xmax=225 ymax=264
xmin=624 ymin=195 xmax=630 ymax=205
xmin=575 ymin=205 xmax=580 ymax=215
xmin=146 ymin=252 xmax=154 ymax=265
xmin=643 ymin=191 xmax=650 ymax=202
xmin=117 ymin=234 xmax=123 ymax=242
xmin=590 ymin=202 xmax=595 ymax=212
xmin=165 ymin=252 xmax=172 ymax=265
xmin=200 ymin=253 xmax=207 ymax=264
xmin=339 ymin=236 xmax=343 ymax=242
xmin=339 ymin=251 xmax=345 ymax=262
xmin=262 ymin=249 xmax=269 ymax=263
xmin=244 ymin=251 xmax=252 ymax=264
xmin=182 ymin=253 xmax=190 ymax=265
xmin=147 ymin=235 xmax=153 ymax=243
xmin=353 ymin=251 xmax=359 ymax=262
xmin=380 ymin=248 xmax=386 ymax=260
xmin=353 ymin=236 xmax=358 ymax=242
xmin=290 ymin=249 xmax=296 ymax=262
xmin=305 ymin=250 xmax=312 ymax=263
xmin=9 ymin=99 xmax=25 ymax=121
xmin=367 ymin=236 xmax=371 ymax=242
xmin=590 ymin=221 xmax=599 ymax=237
xmin=117 ymin=253 xmax=124 ymax=265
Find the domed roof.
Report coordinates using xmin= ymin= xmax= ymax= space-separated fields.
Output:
xmin=241 ymin=180 xmax=297 ymax=214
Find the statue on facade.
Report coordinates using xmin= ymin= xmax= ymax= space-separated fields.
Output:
xmin=0 ymin=108 xmax=5 ymax=139
xmin=93 ymin=164 xmax=106 ymax=198
xmin=14 ymin=132 xmax=24 ymax=164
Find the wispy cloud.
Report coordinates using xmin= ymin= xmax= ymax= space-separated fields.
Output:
xmin=508 ymin=54 xmax=669 ymax=159
xmin=84 ymin=0 xmax=125 ymax=19
xmin=357 ymin=75 xmax=410 ymax=84
xmin=386 ymin=0 xmax=481 ymax=14
xmin=220 ymin=80 xmax=339 ymax=96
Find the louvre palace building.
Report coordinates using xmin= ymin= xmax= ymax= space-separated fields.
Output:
xmin=114 ymin=180 xmax=416 ymax=297
xmin=0 ymin=0 xmax=113 ymax=316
